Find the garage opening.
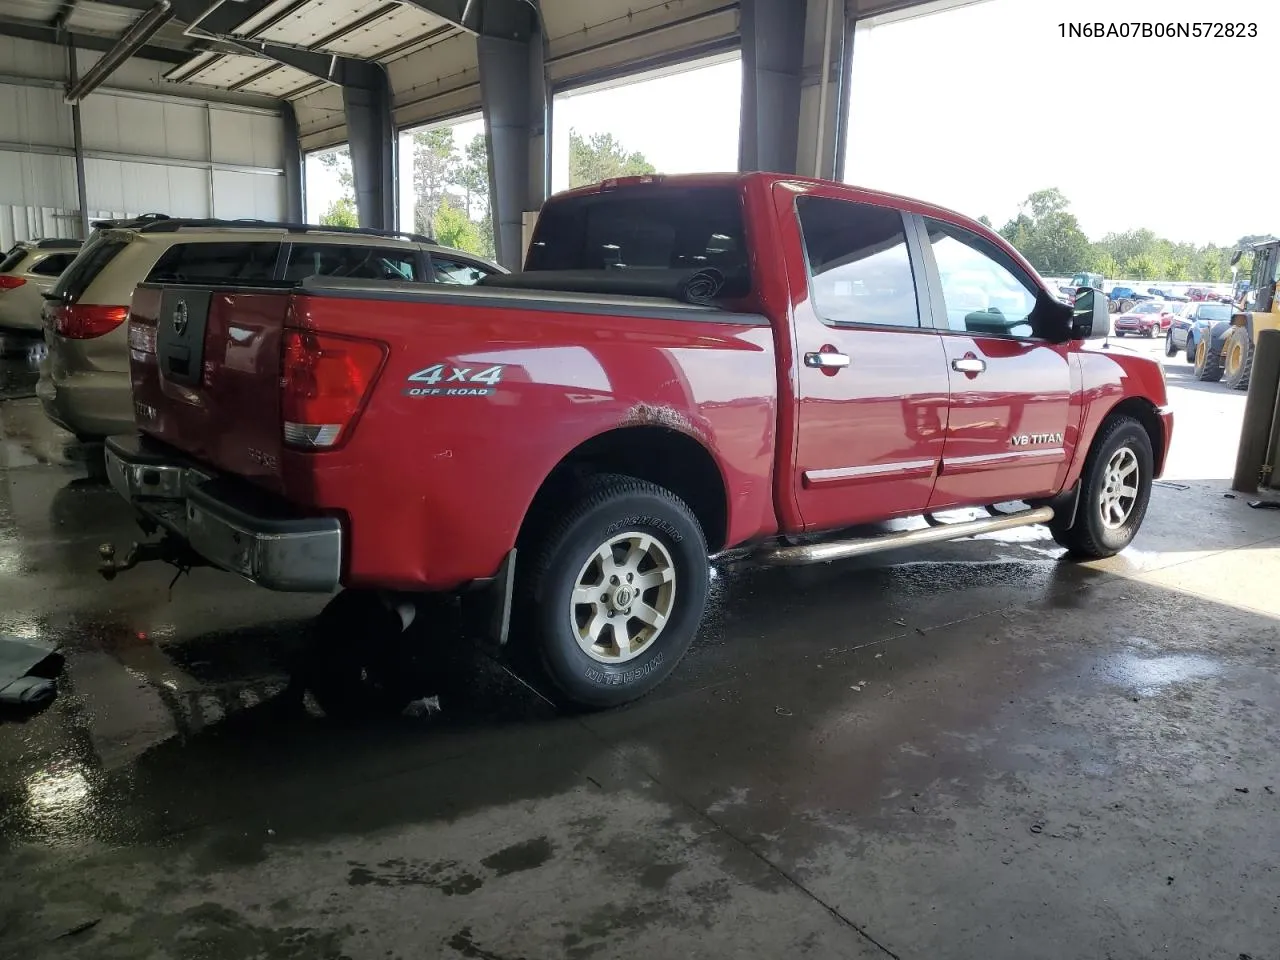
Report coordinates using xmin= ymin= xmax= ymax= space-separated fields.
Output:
xmin=396 ymin=114 xmax=492 ymax=258
xmin=550 ymin=55 xmax=741 ymax=194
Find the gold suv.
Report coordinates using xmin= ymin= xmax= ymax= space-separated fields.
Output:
xmin=38 ymin=215 xmax=501 ymax=441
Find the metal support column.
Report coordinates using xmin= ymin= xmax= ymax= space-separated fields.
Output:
xmin=796 ymin=0 xmax=852 ymax=181
xmin=738 ymin=0 xmax=808 ymax=174
xmin=477 ymin=12 xmax=548 ymax=270
xmin=280 ymin=100 xmax=304 ymax=222
xmin=342 ymin=64 xmax=395 ymax=230
xmin=66 ymin=41 xmax=90 ymax=236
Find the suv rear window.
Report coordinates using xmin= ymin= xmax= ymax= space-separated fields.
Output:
xmin=525 ymin=186 xmax=749 ymax=285
xmin=147 ymin=242 xmax=281 ymax=285
xmin=0 ymin=246 xmax=26 ymax=273
xmin=51 ymin=234 xmax=129 ymax=303
xmin=29 ymin=253 xmax=77 ymax=277
xmin=283 ymin=244 xmax=419 ymax=283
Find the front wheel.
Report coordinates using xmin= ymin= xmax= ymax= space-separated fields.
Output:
xmin=1165 ymin=331 xmax=1177 ymax=357
xmin=522 ymin=475 xmax=709 ymax=709
xmin=1148 ymin=325 xmax=1159 ymax=339
xmin=1051 ymin=416 xmax=1153 ymax=558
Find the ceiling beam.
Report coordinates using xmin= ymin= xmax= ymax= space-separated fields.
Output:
xmin=400 ymin=0 xmax=536 ymax=39
xmin=164 ymin=0 xmax=380 ymax=85
xmin=0 ymin=15 xmax=191 ymax=64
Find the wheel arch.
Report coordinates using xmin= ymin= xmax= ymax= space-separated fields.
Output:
xmin=1099 ymin=396 xmax=1166 ymax=476
xmin=517 ymin=425 xmax=730 ymax=555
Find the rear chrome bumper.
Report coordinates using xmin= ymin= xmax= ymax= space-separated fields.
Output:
xmin=104 ymin=434 xmax=342 ymax=592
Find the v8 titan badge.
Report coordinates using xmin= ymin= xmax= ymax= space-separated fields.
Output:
xmin=404 ymin=363 xmax=506 ymax=397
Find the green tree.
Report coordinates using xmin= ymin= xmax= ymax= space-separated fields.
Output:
xmin=1088 ymin=249 xmax=1120 ymax=278
xmin=432 ymin=197 xmax=482 ymax=254
xmin=568 ymin=129 xmax=655 ymax=188
xmin=1125 ymin=254 xmax=1158 ymax=280
xmin=315 ymin=147 xmax=356 ymax=224
xmin=998 ymin=188 xmax=1090 ymax=275
xmin=455 ymin=134 xmax=490 ymax=219
xmin=413 ymin=127 xmax=458 ymax=236
xmin=319 ymin=196 xmax=358 ymax=228
xmin=1166 ymin=257 xmax=1190 ymax=281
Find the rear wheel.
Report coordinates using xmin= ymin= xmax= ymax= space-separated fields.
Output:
xmin=1051 ymin=416 xmax=1153 ymax=558
xmin=1194 ymin=337 xmax=1223 ymax=381
xmin=1223 ymin=325 xmax=1254 ymax=391
xmin=1165 ymin=331 xmax=1177 ymax=357
xmin=521 ymin=475 xmax=709 ymax=709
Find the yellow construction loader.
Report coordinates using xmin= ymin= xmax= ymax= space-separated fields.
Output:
xmin=1223 ymin=240 xmax=1280 ymax=390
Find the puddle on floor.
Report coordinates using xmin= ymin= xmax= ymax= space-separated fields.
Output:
xmin=1101 ymin=652 xmax=1220 ymax=695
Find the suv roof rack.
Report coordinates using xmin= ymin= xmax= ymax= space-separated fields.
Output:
xmin=92 ymin=214 xmax=435 ymax=245
xmin=32 ymin=238 xmax=83 ymax=249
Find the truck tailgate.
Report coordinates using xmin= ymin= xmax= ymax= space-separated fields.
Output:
xmin=129 ymin=284 xmax=291 ymax=491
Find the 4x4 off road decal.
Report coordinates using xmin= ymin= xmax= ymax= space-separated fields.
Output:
xmin=403 ymin=363 xmax=505 ymax=397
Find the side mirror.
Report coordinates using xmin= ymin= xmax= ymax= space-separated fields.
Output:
xmin=1071 ymin=288 xmax=1110 ymax=340
xmin=1230 ymin=250 xmax=1243 ymax=267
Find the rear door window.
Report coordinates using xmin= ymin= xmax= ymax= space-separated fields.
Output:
xmin=284 ymin=245 xmax=419 ymax=283
xmin=147 ymin=242 xmax=281 ymax=284
xmin=796 ymin=196 xmax=920 ymax=328
xmin=28 ymin=253 xmax=77 ymax=277
xmin=51 ymin=234 xmax=129 ymax=303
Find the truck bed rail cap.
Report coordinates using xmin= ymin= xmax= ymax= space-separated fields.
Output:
xmin=297 ymin=276 xmax=769 ymax=326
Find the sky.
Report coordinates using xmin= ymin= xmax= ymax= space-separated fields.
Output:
xmin=306 ymin=0 xmax=1279 ymax=247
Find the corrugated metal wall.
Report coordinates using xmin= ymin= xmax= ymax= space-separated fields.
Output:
xmin=0 ymin=42 xmax=287 ymax=248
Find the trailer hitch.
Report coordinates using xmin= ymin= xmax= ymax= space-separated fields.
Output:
xmin=98 ymin=537 xmax=206 ymax=582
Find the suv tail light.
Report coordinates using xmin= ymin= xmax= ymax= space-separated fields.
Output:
xmin=0 ymin=275 xmax=26 ymax=290
xmin=54 ymin=304 xmax=128 ymax=339
xmin=280 ymin=329 xmax=385 ymax=449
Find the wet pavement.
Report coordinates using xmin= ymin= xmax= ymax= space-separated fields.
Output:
xmin=2 ymin=336 xmax=1280 ymax=959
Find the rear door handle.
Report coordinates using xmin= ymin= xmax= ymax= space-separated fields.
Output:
xmin=804 ymin=351 xmax=851 ymax=370
xmin=952 ymin=357 xmax=986 ymax=374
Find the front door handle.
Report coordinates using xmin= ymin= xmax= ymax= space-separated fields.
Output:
xmin=952 ymin=357 xmax=986 ymax=374
xmin=804 ymin=351 xmax=851 ymax=370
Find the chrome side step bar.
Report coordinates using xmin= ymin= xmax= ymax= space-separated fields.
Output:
xmin=757 ymin=506 xmax=1055 ymax=566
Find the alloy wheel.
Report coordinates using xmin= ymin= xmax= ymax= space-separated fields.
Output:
xmin=570 ymin=531 xmax=677 ymax=664
xmin=1099 ymin=447 xmax=1140 ymax=529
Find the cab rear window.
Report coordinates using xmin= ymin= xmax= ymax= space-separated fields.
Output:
xmin=525 ymin=186 xmax=749 ymax=287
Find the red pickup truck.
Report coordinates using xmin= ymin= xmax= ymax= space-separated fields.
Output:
xmin=101 ymin=173 xmax=1171 ymax=710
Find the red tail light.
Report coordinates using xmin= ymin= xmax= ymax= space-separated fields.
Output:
xmin=280 ymin=329 xmax=385 ymax=449
xmin=54 ymin=304 xmax=129 ymax=339
xmin=0 ymin=275 xmax=26 ymax=290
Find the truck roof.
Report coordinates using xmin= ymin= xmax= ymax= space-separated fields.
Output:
xmin=551 ymin=172 xmax=1038 ymax=287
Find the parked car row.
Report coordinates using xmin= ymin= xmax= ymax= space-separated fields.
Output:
xmin=0 ymin=217 xmax=503 ymax=448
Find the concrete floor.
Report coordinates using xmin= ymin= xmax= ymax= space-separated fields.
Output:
xmin=2 ymin=331 xmax=1279 ymax=960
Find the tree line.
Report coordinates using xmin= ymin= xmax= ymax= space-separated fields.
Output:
xmin=987 ymin=188 xmax=1274 ymax=282
xmin=317 ymin=128 xmax=657 ymax=260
